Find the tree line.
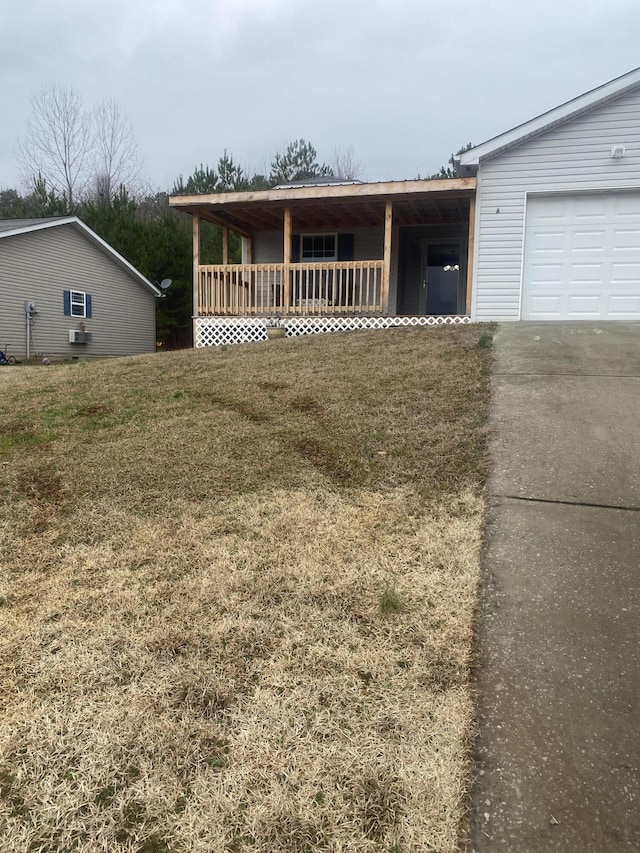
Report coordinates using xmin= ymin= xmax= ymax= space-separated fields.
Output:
xmin=2 ymin=84 xmax=462 ymax=348
xmin=2 ymin=86 xmax=366 ymax=347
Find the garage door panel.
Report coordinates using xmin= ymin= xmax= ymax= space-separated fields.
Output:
xmin=530 ymin=263 xmax=562 ymax=282
xmin=567 ymin=295 xmax=601 ymax=314
xmin=529 ymin=295 xmax=562 ymax=315
xmin=573 ymin=197 xmax=608 ymax=221
xmin=614 ymin=196 xmax=640 ymax=218
xmin=523 ymin=192 xmax=640 ymax=320
xmin=533 ymin=231 xmax=565 ymax=251
xmin=570 ymin=263 xmax=604 ymax=282
xmin=572 ymin=231 xmax=605 ymax=251
xmin=611 ymin=262 xmax=640 ymax=282
xmin=529 ymin=210 xmax=568 ymax=226
xmin=607 ymin=295 xmax=640 ymax=315
xmin=613 ymin=230 xmax=640 ymax=250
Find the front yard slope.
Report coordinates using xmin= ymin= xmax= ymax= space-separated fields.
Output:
xmin=0 ymin=326 xmax=492 ymax=853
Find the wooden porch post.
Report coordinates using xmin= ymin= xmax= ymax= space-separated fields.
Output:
xmin=382 ymin=202 xmax=393 ymax=314
xmin=246 ymin=236 xmax=253 ymax=265
xmin=222 ymin=225 xmax=229 ymax=265
xmin=466 ymin=195 xmax=476 ymax=316
xmin=283 ymin=207 xmax=292 ymax=313
xmin=192 ymin=214 xmax=200 ymax=327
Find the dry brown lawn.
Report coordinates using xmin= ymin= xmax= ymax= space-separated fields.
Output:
xmin=0 ymin=326 xmax=492 ymax=853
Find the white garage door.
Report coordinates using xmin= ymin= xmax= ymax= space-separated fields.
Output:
xmin=522 ymin=192 xmax=640 ymax=320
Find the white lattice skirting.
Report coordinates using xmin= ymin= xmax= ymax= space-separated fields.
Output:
xmin=195 ymin=315 xmax=471 ymax=347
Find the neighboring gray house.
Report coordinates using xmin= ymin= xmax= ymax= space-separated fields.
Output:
xmin=0 ymin=217 xmax=160 ymax=359
xmin=458 ymin=66 xmax=640 ymax=321
xmin=169 ymin=65 xmax=640 ymax=347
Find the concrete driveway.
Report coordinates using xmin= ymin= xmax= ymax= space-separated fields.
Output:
xmin=470 ymin=322 xmax=640 ymax=852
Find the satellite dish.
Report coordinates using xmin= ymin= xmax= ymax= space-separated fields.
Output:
xmin=159 ymin=278 xmax=172 ymax=291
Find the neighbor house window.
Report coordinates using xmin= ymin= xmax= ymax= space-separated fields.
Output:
xmin=63 ymin=290 xmax=93 ymax=318
xmin=301 ymin=234 xmax=337 ymax=260
xmin=71 ymin=291 xmax=86 ymax=317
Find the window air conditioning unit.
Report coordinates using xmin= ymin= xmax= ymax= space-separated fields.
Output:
xmin=69 ymin=330 xmax=92 ymax=343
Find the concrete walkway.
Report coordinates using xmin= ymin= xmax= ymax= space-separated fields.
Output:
xmin=470 ymin=322 xmax=640 ymax=852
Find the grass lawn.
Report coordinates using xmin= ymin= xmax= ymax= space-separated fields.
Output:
xmin=0 ymin=326 xmax=492 ymax=853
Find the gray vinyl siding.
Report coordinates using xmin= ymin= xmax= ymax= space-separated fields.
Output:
xmin=352 ymin=228 xmax=384 ymax=261
xmin=252 ymin=227 xmax=385 ymax=263
xmin=252 ymin=231 xmax=283 ymax=263
xmin=249 ymin=232 xmax=281 ymax=306
xmin=474 ymin=86 xmax=640 ymax=320
xmin=0 ymin=224 xmax=156 ymax=358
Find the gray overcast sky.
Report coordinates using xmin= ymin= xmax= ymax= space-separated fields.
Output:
xmin=1 ymin=0 xmax=639 ymax=192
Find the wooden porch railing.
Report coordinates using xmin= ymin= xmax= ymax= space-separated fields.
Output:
xmin=198 ymin=261 xmax=384 ymax=316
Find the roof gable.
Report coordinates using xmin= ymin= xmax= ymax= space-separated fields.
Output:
xmin=0 ymin=217 xmax=160 ymax=296
xmin=458 ymin=66 xmax=640 ymax=174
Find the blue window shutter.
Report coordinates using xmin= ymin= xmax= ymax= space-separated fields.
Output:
xmin=63 ymin=290 xmax=71 ymax=315
xmin=85 ymin=294 xmax=92 ymax=318
xmin=291 ymin=234 xmax=300 ymax=262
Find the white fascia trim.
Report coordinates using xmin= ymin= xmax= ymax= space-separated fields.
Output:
xmin=0 ymin=217 xmax=161 ymax=296
xmin=460 ymin=66 xmax=640 ymax=167
xmin=0 ymin=217 xmax=77 ymax=240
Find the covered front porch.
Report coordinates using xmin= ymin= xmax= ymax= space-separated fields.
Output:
xmin=170 ymin=177 xmax=477 ymax=331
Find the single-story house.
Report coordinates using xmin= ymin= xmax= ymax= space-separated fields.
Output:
xmin=0 ymin=217 xmax=160 ymax=360
xmin=457 ymin=66 xmax=640 ymax=322
xmin=169 ymin=66 xmax=640 ymax=346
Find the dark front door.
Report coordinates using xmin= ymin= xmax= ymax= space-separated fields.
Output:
xmin=420 ymin=242 xmax=462 ymax=315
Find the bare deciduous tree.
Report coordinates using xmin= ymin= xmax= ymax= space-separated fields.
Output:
xmin=18 ymin=85 xmax=92 ymax=210
xmin=91 ymin=98 xmax=143 ymax=201
xmin=329 ymin=146 xmax=363 ymax=181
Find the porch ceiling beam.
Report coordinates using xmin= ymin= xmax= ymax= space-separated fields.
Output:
xmin=428 ymin=199 xmax=445 ymax=224
xmin=361 ymin=202 xmax=385 ymax=225
xmin=289 ymin=210 xmax=316 ymax=230
xmin=195 ymin=211 xmax=252 ymax=239
xmin=402 ymin=206 xmax=420 ymax=225
xmin=230 ymin=208 xmax=280 ymax=230
xmin=291 ymin=210 xmax=340 ymax=230
xmin=336 ymin=202 xmax=370 ymax=227
xmin=391 ymin=205 xmax=412 ymax=226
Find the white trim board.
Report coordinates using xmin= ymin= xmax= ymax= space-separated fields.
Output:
xmin=459 ymin=66 xmax=640 ymax=171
